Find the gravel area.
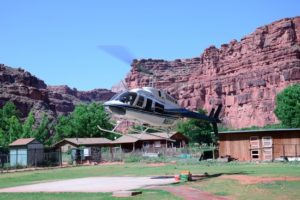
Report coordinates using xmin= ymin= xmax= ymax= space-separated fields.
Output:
xmin=0 ymin=177 xmax=177 ymax=193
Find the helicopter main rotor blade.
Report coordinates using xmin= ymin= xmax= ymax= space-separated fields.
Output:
xmin=98 ymin=45 xmax=155 ymax=77
xmin=98 ymin=45 xmax=134 ymax=65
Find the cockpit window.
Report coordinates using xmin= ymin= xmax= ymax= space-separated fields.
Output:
xmin=116 ymin=92 xmax=137 ymax=105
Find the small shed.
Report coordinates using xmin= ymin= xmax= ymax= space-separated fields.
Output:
xmin=54 ymin=138 xmax=112 ymax=164
xmin=219 ymin=128 xmax=300 ymax=161
xmin=9 ymin=138 xmax=44 ymax=167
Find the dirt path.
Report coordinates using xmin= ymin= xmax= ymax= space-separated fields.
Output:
xmin=152 ymin=186 xmax=229 ymax=200
xmin=220 ymin=175 xmax=300 ymax=184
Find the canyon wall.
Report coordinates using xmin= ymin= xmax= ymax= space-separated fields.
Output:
xmin=0 ymin=65 xmax=115 ymax=121
xmin=126 ymin=17 xmax=300 ymax=128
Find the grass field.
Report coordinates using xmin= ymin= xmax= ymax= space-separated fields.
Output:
xmin=189 ymin=178 xmax=300 ymax=200
xmin=0 ymin=161 xmax=300 ymax=199
xmin=0 ymin=190 xmax=182 ymax=200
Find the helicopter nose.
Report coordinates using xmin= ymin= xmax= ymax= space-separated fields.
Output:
xmin=103 ymin=101 xmax=111 ymax=107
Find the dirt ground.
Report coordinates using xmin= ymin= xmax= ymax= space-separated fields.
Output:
xmin=145 ymin=163 xmax=167 ymax=167
xmin=0 ymin=177 xmax=177 ymax=193
xmin=220 ymin=175 xmax=300 ymax=184
xmin=151 ymin=186 xmax=229 ymax=200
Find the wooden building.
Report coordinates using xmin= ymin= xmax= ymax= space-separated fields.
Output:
xmin=9 ymin=138 xmax=44 ymax=167
xmin=219 ymin=129 xmax=300 ymax=161
xmin=54 ymin=138 xmax=112 ymax=164
xmin=113 ymin=132 xmax=189 ymax=153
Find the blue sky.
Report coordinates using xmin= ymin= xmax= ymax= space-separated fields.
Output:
xmin=0 ymin=1 xmax=299 ymax=90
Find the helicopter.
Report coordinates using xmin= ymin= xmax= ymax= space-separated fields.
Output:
xmin=98 ymin=46 xmax=222 ymax=135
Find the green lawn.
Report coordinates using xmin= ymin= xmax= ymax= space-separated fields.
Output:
xmin=0 ymin=190 xmax=182 ymax=200
xmin=0 ymin=162 xmax=300 ymax=200
xmin=189 ymin=178 xmax=300 ymax=200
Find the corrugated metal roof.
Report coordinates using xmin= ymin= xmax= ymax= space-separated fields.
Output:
xmin=219 ymin=128 xmax=300 ymax=134
xmin=57 ymin=138 xmax=112 ymax=146
xmin=9 ymin=138 xmax=36 ymax=146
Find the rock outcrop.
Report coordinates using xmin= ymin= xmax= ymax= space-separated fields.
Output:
xmin=47 ymin=85 xmax=115 ymax=115
xmin=0 ymin=64 xmax=115 ymax=120
xmin=125 ymin=17 xmax=300 ymax=128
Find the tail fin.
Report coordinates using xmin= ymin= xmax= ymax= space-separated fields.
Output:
xmin=214 ymin=104 xmax=222 ymax=121
xmin=211 ymin=104 xmax=222 ymax=137
xmin=209 ymin=108 xmax=215 ymax=118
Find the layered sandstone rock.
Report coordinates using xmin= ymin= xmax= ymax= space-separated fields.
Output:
xmin=125 ymin=17 xmax=300 ymax=128
xmin=0 ymin=65 xmax=115 ymax=120
xmin=47 ymin=85 xmax=115 ymax=115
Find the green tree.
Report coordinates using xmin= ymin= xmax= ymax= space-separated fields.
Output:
xmin=0 ymin=102 xmax=21 ymax=147
xmin=54 ymin=115 xmax=72 ymax=142
xmin=0 ymin=101 xmax=19 ymax=131
xmin=274 ymin=84 xmax=300 ymax=128
xmin=176 ymin=109 xmax=214 ymax=145
xmin=54 ymin=103 xmax=114 ymax=143
xmin=34 ymin=114 xmax=51 ymax=145
xmin=22 ymin=111 xmax=36 ymax=138
xmin=2 ymin=101 xmax=18 ymax=119
xmin=7 ymin=116 xmax=22 ymax=144
xmin=0 ymin=128 xmax=7 ymax=147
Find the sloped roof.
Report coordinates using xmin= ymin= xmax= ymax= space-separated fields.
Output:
xmin=127 ymin=133 xmax=165 ymax=140
xmin=55 ymin=138 xmax=112 ymax=146
xmin=9 ymin=138 xmax=36 ymax=146
xmin=113 ymin=132 xmax=177 ymax=144
xmin=113 ymin=135 xmax=139 ymax=144
xmin=150 ymin=132 xmax=177 ymax=138
xmin=219 ymin=128 xmax=300 ymax=134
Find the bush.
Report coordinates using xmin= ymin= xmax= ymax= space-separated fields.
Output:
xmin=124 ymin=155 xmax=143 ymax=163
xmin=275 ymin=84 xmax=300 ymax=127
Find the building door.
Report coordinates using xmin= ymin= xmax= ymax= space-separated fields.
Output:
xmin=262 ymin=136 xmax=273 ymax=161
xmin=250 ymin=136 xmax=260 ymax=161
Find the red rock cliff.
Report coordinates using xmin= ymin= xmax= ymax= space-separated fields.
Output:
xmin=125 ymin=17 xmax=300 ymax=129
xmin=0 ymin=65 xmax=115 ymax=120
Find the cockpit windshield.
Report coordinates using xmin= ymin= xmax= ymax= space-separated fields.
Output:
xmin=115 ymin=92 xmax=137 ymax=105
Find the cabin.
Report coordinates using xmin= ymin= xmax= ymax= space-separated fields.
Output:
xmin=218 ymin=129 xmax=300 ymax=161
xmin=54 ymin=138 xmax=112 ymax=164
xmin=9 ymin=138 xmax=44 ymax=167
xmin=113 ymin=132 xmax=189 ymax=153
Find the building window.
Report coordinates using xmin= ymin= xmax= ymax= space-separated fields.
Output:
xmin=262 ymin=136 xmax=273 ymax=161
xmin=262 ymin=136 xmax=272 ymax=147
xmin=154 ymin=141 xmax=161 ymax=148
xmin=251 ymin=150 xmax=259 ymax=159
xmin=250 ymin=136 xmax=260 ymax=160
xmin=250 ymin=136 xmax=260 ymax=148
xmin=143 ymin=141 xmax=151 ymax=148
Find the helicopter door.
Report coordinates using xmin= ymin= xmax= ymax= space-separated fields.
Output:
xmin=136 ymin=95 xmax=145 ymax=108
xmin=154 ymin=102 xmax=164 ymax=114
xmin=145 ymin=99 xmax=153 ymax=112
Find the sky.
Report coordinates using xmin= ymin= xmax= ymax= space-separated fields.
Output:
xmin=0 ymin=1 xmax=299 ymax=90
